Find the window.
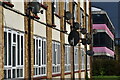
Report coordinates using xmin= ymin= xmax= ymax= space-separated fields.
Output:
xmin=80 ymin=10 xmax=84 ymax=28
xmin=52 ymin=41 xmax=61 ymax=74
xmin=81 ymin=48 xmax=85 ymax=70
xmin=65 ymin=45 xmax=71 ymax=72
xmin=64 ymin=0 xmax=69 ymax=11
xmin=74 ymin=4 xmax=77 ymax=22
xmin=86 ymin=15 xmax=89 ymax=32
xmin=34 ymin=37 xmax=46 ymax=77
xmin=52 ymin=0 xmax=59 ymax=14
xmin=74 ymin=46 xmax=79 ymax=71
xmin=4 ymin=28 xmax=24 ymax=79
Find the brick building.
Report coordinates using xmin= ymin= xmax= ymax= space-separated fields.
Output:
xmin=0 ymin=0 xmax=92 ymax=79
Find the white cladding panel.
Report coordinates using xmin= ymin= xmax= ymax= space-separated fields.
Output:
xmin=65 ymin=34 xmax=69 ymax=44
xmin=34 ymin=8 xmax=46 ymax=37
xmin=52 ymin=16 xmax=60 ymax=41
xmin=80 ymin=0 xmax=84 ymax=10
xmin=4 ymin=2 xmax=24 ymax=31
xmin=34 ymin=21 xmax=46 ymax=37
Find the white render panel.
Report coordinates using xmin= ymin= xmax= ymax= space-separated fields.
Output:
xmin=37 ymin=8 xmax=46 ymax=24
xmin=4 ymin=9 xmax=24 ymax=31
xmin=54 ymin=16 xmax=60 ymax=30
xmin=75 ymin=73 xmax=79 ymax=78
xmin=12 ymin=1 xmax=24 ymax=13
xmin=65 ymin=74 xmax=71 ymax=79
xmin=80 ymin=0 xmax=84 ymax=10
xmin=66 ymin=23 xmax=71 ymax=34
xmin=65 ymin=34 xmax=69 ymax=44
xmin=52 ymin=29 xmax=60 ymax=41
xmin=34 ymin=21 xmax=46 ymax=38
xmin=34 ymin=8 xmax=46 ymax=37
xmin=52 ymin=16 xmax=60 ymax=41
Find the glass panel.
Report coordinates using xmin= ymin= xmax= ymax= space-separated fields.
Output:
xmin=8 ymin=33 xmax=11 ymax=65
xmin=39 ymin=49 xmax=41 ymax=66
xmin=21 ymin=36 xmax=23 ymax=65
xmin=44 ymin=41 xmax=46 ymax=64
xmin=39 ymin=39 xmax=41 ymax=47
xmin=20 ymin=69 xmax=23 ymax=77
xmin=17 ymin=35 xmax=20 ymax=65
xmin=34 ymin=39 xmax=35 ymax=65
xmin=12 ymin=46 xmax=16 ymax=67
xmin=17 ymin=69 xmax=19 ymax=77
xmin=12 ymin=69 xmax=15 ymax=78
xmin=8 ymin=70 xmax=11 ymax=79
xmin=36 ymin=39 xmax=38 ymax=65
xmin=4 ymin=32 xmax=7 ymax=65
xmin=13 ymin=34 xmax=16 ymax=42
xmin=4 ymin=70 xmax=7 ymax=79
xmin=57 ymin=44 xmax=60 ymax=64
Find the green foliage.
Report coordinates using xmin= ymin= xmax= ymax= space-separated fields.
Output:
xmin=92 ymin=59 xmax=120 ymax=76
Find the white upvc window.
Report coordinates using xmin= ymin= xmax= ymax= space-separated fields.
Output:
xmin=86 ymin=15 xmax=89 ymax=32
xmin=80 ymin=10 xmax=84 ymax=28
xmin=64 ymin=0 xmax=69 ymax=11
xmin=65 ymin=45 xmax=71 ymax=72
xmin=34 ymin=37 xmax=46 ymax=77
xmin=81 ymin=48 xmax=85 ymax=70
xmin=52 ymin=0 xmax=59 ymax=14
xmin=52 ymin=41 xmax=61 ymax=74
xmin=74 ymin=46 xmax=79 ymax=71
xmin=74 ymin=4 xmax=77 ymax=22
xmin=4 ymin=28 xmax=24 ymax=79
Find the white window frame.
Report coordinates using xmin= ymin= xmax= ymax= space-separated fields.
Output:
xmin=64 ymin=0 xmax=69 ymax=11
xmin=81 ymin=48 xmax=85 ymax=70
xmin=4 ymin=28 xmax=24 ymax=79
xmin=34 ymin=37 xmax=46 ymax=77
xmin=80 ymin=10 xmax=84 ymax=28
xmin=52 ymin=41 xmax=61 ymax=74
xmin=52 ymin=0 xmax=59 ymax=14
xmin=65 ymin=45 xmax=71 ymax=72
xmin=74 ymin=46 xmax=79 ymax=71
xmin=74 ymin=4 xmax=77 ymax=22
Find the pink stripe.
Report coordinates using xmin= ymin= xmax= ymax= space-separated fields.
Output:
xmin=93 ymin=24 xmax=114 ymax=39
xmin=93 ymin=47 xmax=114 ymax=56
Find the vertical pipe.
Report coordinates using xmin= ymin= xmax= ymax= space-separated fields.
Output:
xmin=27 ymin=3 xmax=31 ymax=79
xmin=72 ymin=1 xmax=75 ymax=80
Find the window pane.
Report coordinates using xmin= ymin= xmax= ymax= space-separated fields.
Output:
xmin=39 ymin=49 xmax=41 ymax=66
xmin=17 ymin=69 xmax=19 ymax=77
xmin=20 ymin=69 xmax=23 ymax=77
xmin=34 ymin=39 xmax=35 ymax=65
xmin=17 ymin=35 xmax=20 ymax=65
xmin=8 ymin=33 xmax=11 ymax=65
xmin=4 ymin=32 xmax=7 ymax=65
xmin=12 ymin=46 xmax=16 ymax=67
xmin=4 ymin=70 xmax=7 ymax=79
xmin=21 ymin=36 xmax=23 ymax=65
xmin=57 ymin=44 xmax=60 ymax=64
xmin=36 ymin=39 xmax=38 ymax=65
xmin=13 ymin=34 xmax=16 ymax=42
xmin=44 ymin=41 xmax=46 ymax=64
xmin=12 ymin=69 xmax=16 ymax=78
xmin=8 ymin=70 xmax=11 ymax=79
